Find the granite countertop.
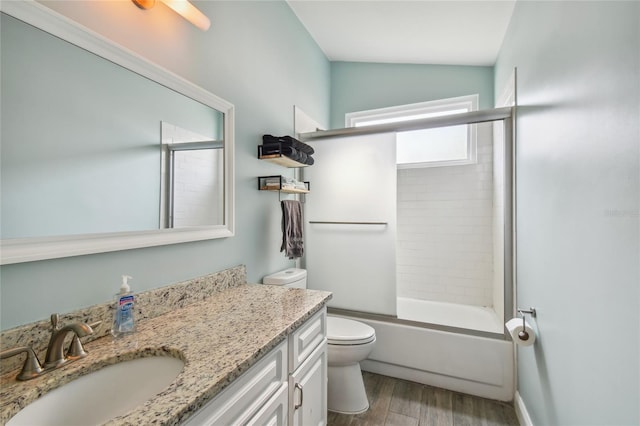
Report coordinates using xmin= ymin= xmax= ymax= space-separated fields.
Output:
xmin=0 ymin=283 xmax=332 ymax=425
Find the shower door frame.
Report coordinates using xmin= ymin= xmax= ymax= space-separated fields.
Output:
xmin=299 ymin=107 xmax=515 ymax=340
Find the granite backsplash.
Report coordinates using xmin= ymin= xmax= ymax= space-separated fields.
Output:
xmin=0 ymin=265 xmax=247 ymax=375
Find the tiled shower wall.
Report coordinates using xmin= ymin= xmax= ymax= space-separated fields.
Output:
xmin=396 ymin=123 xmax=494 ymax=307
xmin=172 ymin=149 xmax=223 ymax=227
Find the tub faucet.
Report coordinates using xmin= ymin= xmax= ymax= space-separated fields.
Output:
xmin=43 ymin=314 xmax=94 ymax=369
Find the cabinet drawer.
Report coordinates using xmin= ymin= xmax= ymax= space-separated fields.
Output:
xmin=247 ymin=382 xmax=288 ymax=426
xmin=288 ymin=307 xmax=326 ymax=374
xmin=184 ymin=340 xmax=287 ymax=426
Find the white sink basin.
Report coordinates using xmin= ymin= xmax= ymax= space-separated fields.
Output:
xmin=7 ymin=355 xmax=184 ymax=426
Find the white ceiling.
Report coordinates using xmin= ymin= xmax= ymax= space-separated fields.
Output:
xmin=286 ymin=1 xmax=516 ymax=66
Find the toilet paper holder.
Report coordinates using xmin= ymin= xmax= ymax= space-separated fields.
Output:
xmin=516 ymin=307 xmax=537 ymax=341
xmin=517 ymin=307 xmax=536 ymax=318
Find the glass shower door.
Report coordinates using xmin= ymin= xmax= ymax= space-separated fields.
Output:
xmin=302 ymin=132 xmax=398 ymax=316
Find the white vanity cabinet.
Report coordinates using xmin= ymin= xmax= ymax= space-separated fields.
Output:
xmin=184 ymin=307 xmax=327 ymax=426
xmin=183 ymin=340 xmax=288 ymax=425
xmin=246 ymin=382 xmax=289 ymax=426
xmin=288 ymin=309 xmax=328 ymax=426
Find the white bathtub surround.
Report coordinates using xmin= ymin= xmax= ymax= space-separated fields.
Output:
xmin=334 ymin=314 xmax=514 ymax=401
xmin=302 ymin=114 xmax=515 ymax=404
xmin=396 ymin=297 xmax=503 ymax=334
xmin=396 ymin=123 xmax=496 ymax=308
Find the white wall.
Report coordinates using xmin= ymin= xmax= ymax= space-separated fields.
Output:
xmin=495 ymin=2 xmax=639 ymax=425
xmin=397 ymin=123 xmax=495 ymax=307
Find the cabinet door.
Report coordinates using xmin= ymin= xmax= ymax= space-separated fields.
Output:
xmin=289 ymin=339 xmax=327 ymax=426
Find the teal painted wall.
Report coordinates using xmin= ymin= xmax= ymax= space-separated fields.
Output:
xmin=329 ymin=61 xmax=494 ymax=128
xmin=0 ymin=1 xmax=330 ymax=330
xmin=495 ymin=2 xmax=639 ymax=424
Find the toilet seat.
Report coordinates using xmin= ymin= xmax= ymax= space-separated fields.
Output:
xmin=327 ymin=317 xmax=376 ymax=346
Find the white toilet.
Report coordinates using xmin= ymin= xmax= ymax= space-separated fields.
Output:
xmin=263 ymin=268 xmax=376 ymax=414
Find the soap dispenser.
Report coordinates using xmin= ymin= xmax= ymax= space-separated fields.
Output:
xmin=111 ymin=275 xmax=136 ymax=337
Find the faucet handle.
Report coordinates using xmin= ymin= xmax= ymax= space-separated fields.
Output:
xmin=66 ymin=335 xmax=88 ymax=359
xmin=50 ymin=313 xmax=60 ymax=330
xmin=66 ymin=321 xmax=101 ymax=360
xmin=0 ymin=346 xmax=43 ymax=381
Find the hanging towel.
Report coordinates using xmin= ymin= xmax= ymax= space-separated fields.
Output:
xmin=281 ymin=200 xmax=304 ymax=259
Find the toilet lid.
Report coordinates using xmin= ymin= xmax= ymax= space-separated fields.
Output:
xmin=327 ymin=317 xmax=376 ymax=345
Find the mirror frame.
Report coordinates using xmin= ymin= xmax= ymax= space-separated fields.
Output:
xmin=0 ymin=1 xmax=235 ymax=265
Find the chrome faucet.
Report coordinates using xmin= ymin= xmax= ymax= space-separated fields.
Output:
xmin=43 ymin=314 xmax=94 ymax=369
xmin=0 ymin=313 xmax=98 ymax=381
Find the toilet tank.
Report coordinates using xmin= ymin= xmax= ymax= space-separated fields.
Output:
xmin=263 ymin=268 xmax=307 ymax=289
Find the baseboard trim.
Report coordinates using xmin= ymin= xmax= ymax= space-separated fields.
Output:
xmin=514 ymin=391 xmax=533 ymax=426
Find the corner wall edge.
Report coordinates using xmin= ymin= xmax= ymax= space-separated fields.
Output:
xmin=515 ymin=390 xmax=533 ymax=426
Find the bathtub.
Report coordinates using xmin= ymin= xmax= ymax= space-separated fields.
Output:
xmin=330 ymin=308 xmax=514 ymax=402
xmin=396 ymin=297 xmax=504 ymax=334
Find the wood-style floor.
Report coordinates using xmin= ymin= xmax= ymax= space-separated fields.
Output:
xmin=327 ymin=372 xmax=520 ymax=426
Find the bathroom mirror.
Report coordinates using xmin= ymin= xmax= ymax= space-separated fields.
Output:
xmin=0 ymin=2 xmax=235 ymax=265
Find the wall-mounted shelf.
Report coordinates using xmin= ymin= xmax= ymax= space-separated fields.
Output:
xmin=267 ymin=187 xmax=310 ymax=194
xmin=258 ymin=153 xmax=309 ymax=168
xmin=257 ymin=137 xmax=312 ymax=200
xmin=258 ymin=142 xmax=311 ymax=168
xmin=258 ymin=176 xmax=310 ymax=194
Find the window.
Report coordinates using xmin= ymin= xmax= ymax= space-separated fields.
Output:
xmin=345 ymin=95 xmax=478 ymax=168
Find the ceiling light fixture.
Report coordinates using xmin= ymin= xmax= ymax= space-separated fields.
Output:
xmin=132 ymin=0 xmax=211 ymax=31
